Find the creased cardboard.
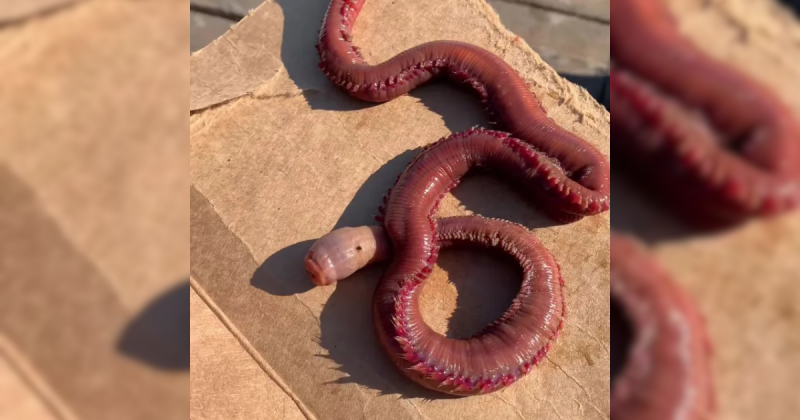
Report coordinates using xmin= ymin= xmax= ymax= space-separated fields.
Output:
xmin=0 ymin=166 xmax=186 ymax=420
xmin=190 ymin=1 xmax=285 ymax=111
xmin=190 ymin=284 xmax=307 ymax=420
xmin=190 ymin=0 xmax=611 ymax=419
xmin=0 ymin=0 xmax=188 ymax=418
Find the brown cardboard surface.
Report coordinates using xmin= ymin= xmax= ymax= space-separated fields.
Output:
xmin=190 ymin=0 xmax=611 ymax=419
xmin=189 ymin=0 xmax=288 ymax=111
xmin=190 ymin=283 xmax=307 ymax=420
xmin=0 ymin=167 xmax=186 ymax=420
xmin=0 ymin=0 xmax=189 ymax=313
xmin=0 ymin=0 xmax=188 ymax=419
xmin=613 ymin=1 xmax=800 ymax=419
xmin=0 ymin=0 xmax=81 ymax=24
xmin=0 ymin=336 xmax=73 ymax=420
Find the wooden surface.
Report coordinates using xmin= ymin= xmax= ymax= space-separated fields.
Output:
xmin=189 ymin=0 xmax=610 ymax=108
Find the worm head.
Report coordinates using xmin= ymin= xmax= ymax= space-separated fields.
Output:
xmin=304 ymin=225 xmax=389 ymax=286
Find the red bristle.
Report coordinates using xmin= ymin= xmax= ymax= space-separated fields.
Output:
xmin=430 ymin=370 xmax=449 ymax=382
xmin=440 ymin=375 xmax=456 ymax=387
xmin=502 ymin=374 xmax=516 ymax=387
xmin=522 ymin=362 xmax=532 ymax=373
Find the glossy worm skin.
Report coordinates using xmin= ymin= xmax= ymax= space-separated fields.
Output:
xmin=611 ymin=232 xmax=714 ymax=420
xmin=306 ymin=226 xmax=391 ymax=286
xmin=317 ymin=0 xmax=611 ymax=220
xmin=307 ymin=129 xmax=575 ymax=395
xmin=307 ymin=0 xmax=612 ymax=396
xmin=611 ymin=0 xmax=800 ymax=227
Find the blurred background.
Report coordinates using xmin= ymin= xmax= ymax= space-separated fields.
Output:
xmin=1 ymin=0 xmax=188 ymax=419
xmin=610 ymin=1 xmax=800 ymax=420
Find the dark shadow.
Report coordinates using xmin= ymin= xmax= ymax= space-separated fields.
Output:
xmin=436 ymin=247 xmax=522 ymax=339
xmin=301 ymin=89 xmax=381 ymax=113
xmin=450 ymin=172 xmax=563 ymax=229
xmin=331 ymin=149 xmax=419 ymax=229
xmin=599 ymin=74 xmax=610 ymax=111
xmin=410 ymin=83 xmax=490 ymax=133
xmin=611 ymin=166 xmax=751 ymax=244
xmin=117 ymin=280 xmax=189 ymax=370
xmin=251 ymin=240 xmax=318 ymax=296
xmin=315 ymin=263 xmax=461 ymax=400
xmin=610 ymin=297 xmax=631 ymax=389
xmin=189 ymin=3 xmax=246 ymax=21
xmin=277 ymin=0 xmax=344 ymax=100
xmin=561 ymin=73 xmax=610 ymax=110
xmin=610 ymin=168 xmax=697 ymax=244
xmin=780 ymin=0 xmax=800 ymax=16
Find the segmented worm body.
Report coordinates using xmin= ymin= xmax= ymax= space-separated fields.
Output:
xmin=611 ymin=232 xmax=714 ymax=420
xmin=305 ymin=0 xmax=611 ymax=395
xmin=317 ymin=0 xmax=610 ymax=221
xmin=611 ymin=0 xmax=800 ymax=227
xmin=307 ymin=129 xmax=574 ymax=395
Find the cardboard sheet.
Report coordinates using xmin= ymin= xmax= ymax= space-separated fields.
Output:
xmin=190 ymin=285 xmax=307 ymax=420
xmin=0 ymin=0 xmax=81 ymax=24
xmin=613 ymin=1 xmax=800 ymax=419
xmin=0 ymin=0 xmax=188 ymax=419
xmin=189 ymin=0 xmax=611 ymax=419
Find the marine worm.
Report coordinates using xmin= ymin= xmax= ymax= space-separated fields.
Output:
xmin=305 ymin=0 xmax=612 ymax=395
xmin=611 ymin=0 xmax=800 ymax=227
xmin=611 ymin=232 xmax=715 ymax=420
xmin=316 ymin=0 xmax=611 ymax=222
xmin=306 ymin=126 xmax=608 ymax=395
